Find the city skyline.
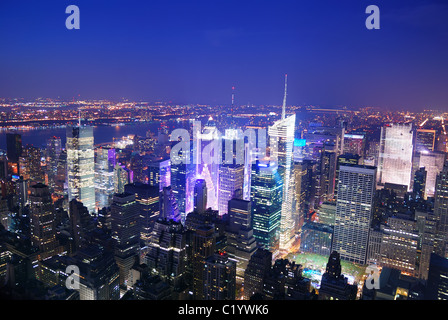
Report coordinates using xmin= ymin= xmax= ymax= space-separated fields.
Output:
xmin=1 ymin=0 xmax=448 ymax=306
xmin=1 ymin=0 xmax=448 ymax=111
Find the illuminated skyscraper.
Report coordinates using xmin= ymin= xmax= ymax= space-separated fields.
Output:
xmin=333 ymin=165 xmax=376 ymax=264
xmin=269 ymin=112 xmax=296 ymax=251
xmin=171 ymin=146 xmax=195 ymax=224
xmin=243 ymin=248 xmax=272 ymax=300
xmin=114 ymin=163 xmax=132 ymax=194
xmin=46 ymin=136 xmax=62 ymax=192
xmin=54 ymin=150 xmax=67 ymax=197
xmin=124 ymin=182 xmax=159 ymax=245
xmin=377 ymin=123 xmax=414 ymax=191
xmin=218 ymin=164 xmax=244 ymax=216
xmin=110 ymin=192 xmax=140 ymax=286
xmin=29 ymin=183 xmax=60 ymax=259
xmin=434 ymin=164 xmax=448 ymax=258
xmin=203 ymin=252 xmax=236 ymax=300
xmin=250 ymin=161 xmax=283 ymax=258
xmin=226 ymin=198 xmax=257 ymax=281
xmin=21 ymin=145 xmax=44 ymax=185
xmin=426 ymin=253 xmax=448 ymax=300
xmin=195 ymin=117 xmax=221 ymax=211
xmin=266 ymin=74 xmax=296 ymax=251
xmin=380 ymin=214 xmax=419 ymax=276
xmin=95 ymin=147 xmax=115 ymax=210
xmin=414 ymin=151 xmax=446 ymax=198
xmin=343 ymin=133 xmax=366 ymax=157
xmin=191 ymin=224 xmax=216 ymax=300
xmin=194 ymin=179 xmax=208 ymax=214
xmin=145 ymin=218 xmax=186 ymax=287
xmin=415 ymin=129 xmax=436 ymax=153
xmin=147 ymin=159 xmax=171 ymax=191
xmin=320 ymin=148 xmax=337 ymax=202
xmin=160 ymin=186 xmax=180 ymax=222
xmin=69 ymin=198 xmax=93 ymax=253
xmin=66 ymin=126 xmax=95 ymax=214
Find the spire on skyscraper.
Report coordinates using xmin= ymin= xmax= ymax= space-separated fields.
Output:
xmin=281 ymin=74 xmax=287 ymax=120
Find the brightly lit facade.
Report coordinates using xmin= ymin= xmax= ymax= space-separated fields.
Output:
xmin=95 ymin=147 xmax=116 ymax=210
xmin=66 ymin=125 xmax=95 ymax=214
xmin=194 ymin=117 xmax=221 ymax=211
xmin=434 ymin=165 xmax=448 ymax=258
xmin=250 ymin=161 xmax=283 ymax=259
xmin=218 ymin=164 xmax=244 ymax=216
xmin=268 ymin=113 xmax=296 ymax=251
xmin=415 ymin=151 xmax=446 ymax=199
xmin=377 ymin=123 xmax=414 ymax=191
xmin=333 ymin=165 xmax=376 ymax=265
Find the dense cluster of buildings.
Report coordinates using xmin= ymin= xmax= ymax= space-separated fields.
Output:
xmin=0 ymin=99 xmax=447 ymax=301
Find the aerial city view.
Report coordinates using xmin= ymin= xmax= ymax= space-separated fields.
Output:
xmin=0 ymin=0 xmax=448 ymax=305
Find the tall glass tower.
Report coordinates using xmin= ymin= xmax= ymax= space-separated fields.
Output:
xmin=268 ymin=113 xmax=296 ymax=251
xmin=250 ymin=161 xmax=283 ymax=259
xmin=66 ymin=125 xmax=95 ymax=214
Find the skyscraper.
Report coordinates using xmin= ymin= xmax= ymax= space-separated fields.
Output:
xmin=195 ymin=117 xmax=221 ymax=211
xmin=226 ymin=198 xmax=257 ymax=281
xmin=110 ymin=192 xmax=141 ymax=286
xmin=145 ymin=218 xmax=186 ymax=287
xmin=147 ymin=159 xmax=171 ymax=192
xmin=171 ymin=146 xmax=195 ymax=225
xmin=54 ymin=149 xmax=67 ymax=198
xmin=29 ymin=183 xmax=60 ymax=260
xmin=320 ymin=148 xmax=337 ymax=202
xmin=194 ymin=179 xmax=208 ymax=214
xmin=66 ymin=125 xmax=95 ymax=214
xmin=243 ymin=248 xmax=272 ymax=300
xmin=415 ymin=129 xmax=436 ymax=153
xmin=95 ymin=147 xmax=115 ymax=210
xmin=426 ymin=253 xmax=448 ymax=300
xmin=46 ymin=136 xmax=62 ymax=192
xmin=159 ymin=186 xmax=180 ymax=222
xmin=69 ymin=198 xmax=94 ymax=253
xmin=415 ymin=151 xmax=446 ymax=198
xmin=269 ymin=112 xmax=296 ymax=252
xmin=434 ymin=164 xmax=448 ymax=258
xmin=6 ymin=132 xmax=22 ymax=175
xmin=413 ymin=167 xmax=427 ymax=200
xmin=191 ymin=224 xmax=216 ymax=300
xmin=250 ymin=161 xmax=283 ymax=258
xmin=74 ymin=246 xmax=120 ymax=300
xmin=333 ymin=165 xmax=376 ymax=264
xmin=377 ymin=123 xmax=414 ymax=191
xmin=124 ymin=182 xmax=160 ymax=245
xmin=218 ymin=164 xmax=244 ymax=216
xmin=114 ymin=163 xmax=132 ymax=194
xmin=203 ymin=252 xmax=236 ymax=300
xmin=380 ymin=214 xmax=419 ymax=276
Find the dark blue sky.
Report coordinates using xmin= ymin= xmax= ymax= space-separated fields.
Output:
xmin=1 ymin=0 xmax=448 ymax=111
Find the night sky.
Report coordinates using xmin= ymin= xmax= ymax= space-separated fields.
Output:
xmin=1 ymin=0 xmax=448 ymax=111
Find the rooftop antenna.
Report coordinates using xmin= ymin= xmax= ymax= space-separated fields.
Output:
xmin=282 ymin=74 xmax=287 ymax=120
xmin=78 ymin=108 xmax=81 ymax=127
